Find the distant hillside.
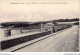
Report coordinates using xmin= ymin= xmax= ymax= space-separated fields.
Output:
xmin=1 ymin=18 xmax=79 ymax=28
xmin=1 ymin=22 xmax=40 ymax=28
xmin=54 ymin=18 xmax=79 ymax=22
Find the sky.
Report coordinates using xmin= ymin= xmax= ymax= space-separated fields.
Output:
xmin=0 ymin=0 xmax=79 ymax=22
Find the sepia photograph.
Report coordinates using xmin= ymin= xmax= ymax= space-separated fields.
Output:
xmin=0 ymin=0 xmax=79 ymax=52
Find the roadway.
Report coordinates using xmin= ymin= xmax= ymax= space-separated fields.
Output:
xmin=3 ymin=25 xmax=79 ymax=52
xmin=14 ymin=25 xmax=79 ymax=52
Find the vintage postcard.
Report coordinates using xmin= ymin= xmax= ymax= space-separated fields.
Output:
xmin=0 ymin=0 xmax=79 ymax=52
